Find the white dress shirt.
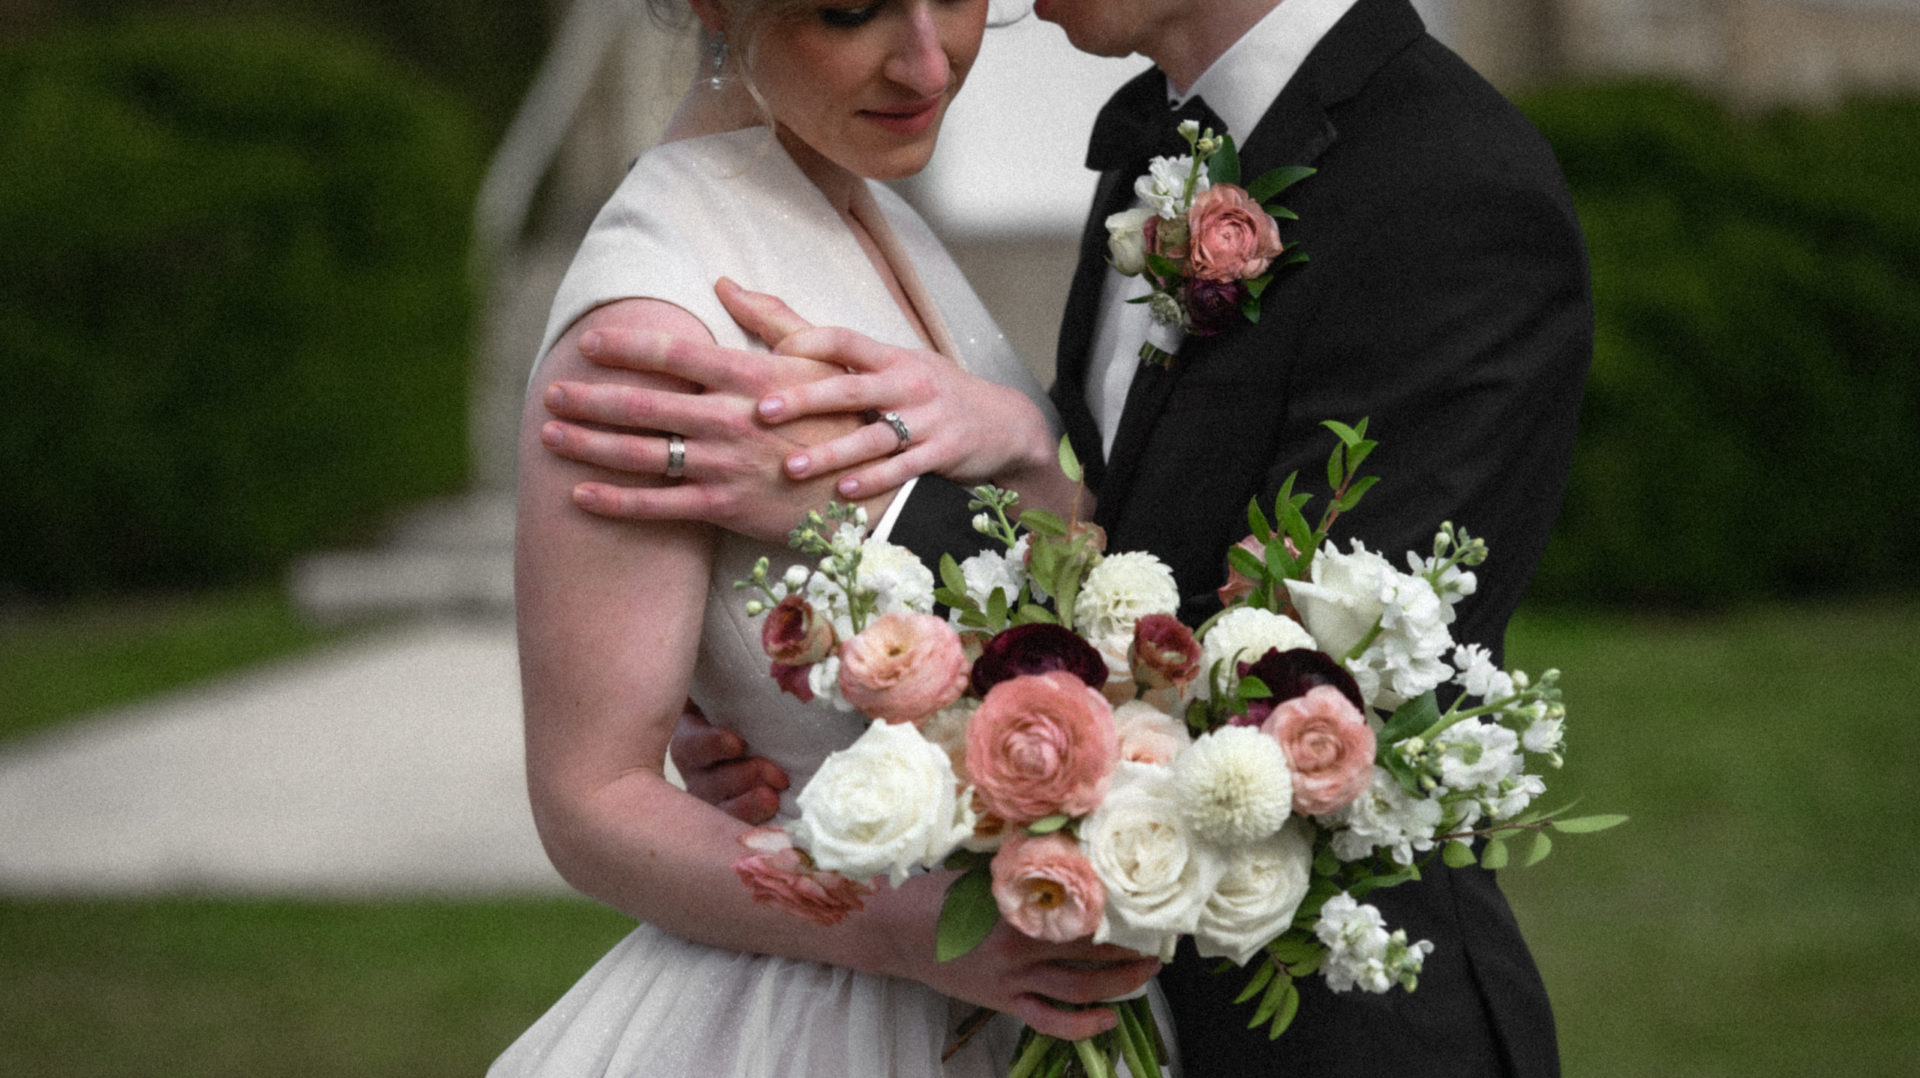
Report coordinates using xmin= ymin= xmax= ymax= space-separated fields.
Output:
xmin=1083 ymin=0 xmax=1361 ymax=460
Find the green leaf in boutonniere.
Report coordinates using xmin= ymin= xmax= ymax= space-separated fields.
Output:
xmin=1207 ymin=135 xmax=1242 ymax=186
xmin=1247 ymin=165 xmax=1316 ymax=205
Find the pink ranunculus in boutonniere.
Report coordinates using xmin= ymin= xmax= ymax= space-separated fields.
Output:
xmin=1107 ymin=119 xmax=1314 ymax=369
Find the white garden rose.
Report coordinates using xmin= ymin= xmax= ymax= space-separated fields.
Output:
xmin=791 ymin=721 xmax=975 ymax=886
xmin=1074 ymin=550 xmax=1180 ymax=676
xmin=1194 ymin=818 xmax=1315 ymax=966
xmin=1105 ymin=207 xmax=1154 ymax=276
xmin=1197 ymin=606 xmax=1317 ymax=700
xmin=1082 ymin=762 xmax=1226 ymax=961
xmin=1286 ymin=540 xmax=1455 ymax=709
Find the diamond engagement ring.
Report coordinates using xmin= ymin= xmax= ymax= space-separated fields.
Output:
xmin=882 ymin=410 xmax=911 ymax=452
xmin=666 ymin=433 xmax=686 ymax=479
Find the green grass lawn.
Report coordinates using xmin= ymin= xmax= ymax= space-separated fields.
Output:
xmin=0 ymin=588 xmax=347 ymax=745
xmin=1 ymin=598 xmax=1915 ymax=1075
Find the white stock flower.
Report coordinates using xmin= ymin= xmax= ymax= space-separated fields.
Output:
xmin=792 ymin=721 xmax=975 ymax=886
xmin=859 ymin=538 xmax=936 ymax=618
xmin=1522 ymin=714 xmax=1565 ymax=756
xmin=1286 ymin=540 xmax=1455 ymax=710
xmin=1105 ymin=207 xmax=1154 ymax=276
xmin=1432 ymin=721 xmax=1522 ymax=796
xmin=807 ymin=654 xmax=850 ymax=711
xmin=1194 ymin=818 xmax=1314 ymax=966
xmin=1452 ymin=644 xmax=1515 ymax=702
xmin=953 ymin=537 xmax=1030 ymax=622
xmin=1314 ymin=893 xmax=1434 ymax=994
xmin=1321 ymin=766 xmax=1442 ymax=865
xmin=1172 ymin=726 xmax=1294 ymax=846
xmin=1082 ymin=762 xmax=1226 ymax=961
xmin=1197 ymin=607 xmax=1317 ymax=699
xmin=1135 ymin=155 xmax=1210 ymax=219
xmin=1074 ymin=550 xmax=1180 ymax=676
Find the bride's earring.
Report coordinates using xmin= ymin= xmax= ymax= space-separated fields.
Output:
xmin=707 ymin=31 xmax=729 ymax=92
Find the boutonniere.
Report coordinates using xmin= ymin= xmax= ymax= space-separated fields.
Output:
xmin=1106 ymin=120 xmax=1313 ymax=369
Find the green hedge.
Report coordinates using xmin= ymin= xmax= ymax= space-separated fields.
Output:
xmin=0 ymin=16 xmax=480 ymax=596
xmin=1519 ymin=83 xmax=1920 ymax=605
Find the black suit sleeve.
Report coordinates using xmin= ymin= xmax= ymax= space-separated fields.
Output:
xmin=1262 ymin=173 xmax=1592 ymax=660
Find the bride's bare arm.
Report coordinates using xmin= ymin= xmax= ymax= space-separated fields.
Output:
xmin=543 ymin=279 xmax=1086 ymax=526
xmin=518 ymin=300 xmax=1152 ymax=1041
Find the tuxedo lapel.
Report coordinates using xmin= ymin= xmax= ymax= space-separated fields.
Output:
xmin=1085 ymin=0 xmax=1427 ymax=530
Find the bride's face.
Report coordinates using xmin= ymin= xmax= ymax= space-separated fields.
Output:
xmin=748 ymin=0 xmax=989 ymax=181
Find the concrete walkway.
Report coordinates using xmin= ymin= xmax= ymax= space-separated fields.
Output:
xmin=0 ymin=618 xmax=573 ymax=897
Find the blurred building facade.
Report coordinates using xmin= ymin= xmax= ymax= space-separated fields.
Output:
xmin=1459 ymin=0 xmax=1920 ymax=105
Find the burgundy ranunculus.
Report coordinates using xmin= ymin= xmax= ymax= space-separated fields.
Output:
xmin=1229 ymin=647 xmax=1366 ymax=726
xmin=1129 ymin=613 xmax=1200 ymax=691
xmin=971 ymin=623 xmax=1109 ymax=697
xmin=771 ymin=661 xmax=816 ymax=703
xmin=762 ymin=593 xmax=834 ymax=666
xmin=1184 ymin=277 xmax=1249 ymax=336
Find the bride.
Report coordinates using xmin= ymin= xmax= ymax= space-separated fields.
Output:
xmin=496 ymin=1 xmax=1159 ymax=1074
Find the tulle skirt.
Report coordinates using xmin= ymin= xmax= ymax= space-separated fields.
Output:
xmin=488 ymin=923 xmax=1024 ymax=1077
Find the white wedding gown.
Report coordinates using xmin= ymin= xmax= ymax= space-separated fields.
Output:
xmin=490 ymin=127 xmax=1054 ymax=1077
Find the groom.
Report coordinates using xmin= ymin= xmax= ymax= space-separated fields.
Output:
xmin=542 ymin=0 xmax=1589 ymax=1073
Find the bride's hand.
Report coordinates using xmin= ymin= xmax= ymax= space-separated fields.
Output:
xmin=539 ymin=301 xmax=875 ymax=543
xmin=870 ymin=875 xmax=1162 ymax=1042
xmin=717 ymin=280 xmax=1064 ymax=504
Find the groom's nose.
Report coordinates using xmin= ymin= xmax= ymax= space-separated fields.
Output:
xmin=884 ymin=5 xmax=953 ymax=96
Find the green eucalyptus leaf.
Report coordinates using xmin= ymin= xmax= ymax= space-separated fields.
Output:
xmin=1246 ymin=164 xmax=1315 ymax=203
xmin=1379 ymin=692 xmax=1440 ymax=745
xmin=939 ymin=554 xmax=967 ymax=596
xmin=936 ymin=867 xmax=1000 ymax=962
xmin=1524 ymin=829 xmax=1554 ymax=867
xmin=1017 ymin=603 xmax=1058 ymax=625
xmin=1443 ymin=840 xmax=1477 ymax=869
xmin=1021 ymin=509 xmax=1067 ymax=538
xmin=1209 ymin=137 xmax=1242 ymax=186
xmin=1327 ymin=443 xmax=1346 ymax=491
xmin=1336 ymin=474 xmax=1382 ymax=512
xmin=1248 ymin=498 xmax=1274 ymax=542
xmin=1057 ymin=435 xmax=1083 ymax=484
xmin=1268 ymin=980 xmax=1301 ymax=1040
xmin=1552 ymin=814 xmax=1630 ymax=834
xmin=1026 ymin=814 xmax=1072 ymax=836
xmin=987 ymin=587 xmax=1009 ymax=629
xmin=1234 ymin=960 xmax=1276 ymax=1004
xmin=1322 ymin=419 xmax=1362 ymax=446
xmin=1480 ymin=838 xmax=1511 ymax=870
xmin=1228 ymin=545 xmax=1266 ymax=581
xmin=1237 ymin=675 xmax=1272 ymax=701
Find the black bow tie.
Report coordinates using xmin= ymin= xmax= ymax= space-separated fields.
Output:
xmin=1085 ymin=84 xmax=1227 ymax=174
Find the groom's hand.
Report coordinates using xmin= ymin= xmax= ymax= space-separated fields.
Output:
xmin=923 ymin=921 xmax=1162 ymax=1042
xmin=669 ymin=704 xmax=788 ymax=826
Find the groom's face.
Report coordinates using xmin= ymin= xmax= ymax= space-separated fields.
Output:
xmin=1032 ymin=0 xmax=1165 ymax=60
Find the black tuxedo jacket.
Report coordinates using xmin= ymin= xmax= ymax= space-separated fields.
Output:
xmin=1045 ymin=1 xmax=1590 ymax=1075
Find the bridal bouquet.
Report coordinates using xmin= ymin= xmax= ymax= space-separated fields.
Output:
xmin=732 ymin=423 xmax=1622 ymax=1078
xmin=1106 ymin=120 xmax=1312 ymax=369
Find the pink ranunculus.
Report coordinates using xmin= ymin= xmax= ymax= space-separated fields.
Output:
xmin=1261 ymin=685 xmax=1377 ymax=815
xmin=1215 ymin=534 xmax=1268 ymax=607
xmin=1129 ymin=614 xmax=1201 ymax=692
xmin=733 ymin=826 xmax=875 ymax=927
xmin=1187 ymin=183 xmax=1283 ymax=283
xmin=838 ymin=612 xmax=970 ymax=725
xmin=990 ymin=831 xmax=1105 ymax=943
xmin=1113 ymin=700 xmax=1191 ymax=767
xmin=762 ymin=593 xmax=834 ymax=666
xmin=966 ymin=671 xmax=1120 ymax=825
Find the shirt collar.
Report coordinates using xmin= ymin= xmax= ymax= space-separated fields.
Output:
xmin=1168 ymin=0 xmax=1363 ymax=148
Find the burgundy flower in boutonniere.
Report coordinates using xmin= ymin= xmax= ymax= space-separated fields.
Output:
xmin=1105 ymin=120 xmax=1313 ymax=370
